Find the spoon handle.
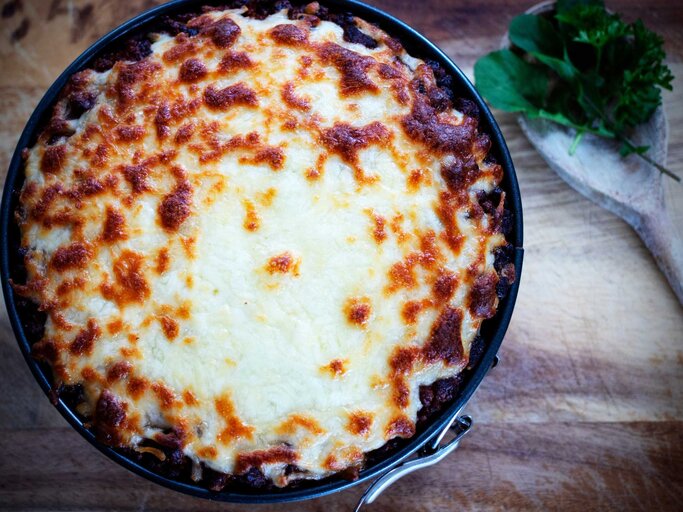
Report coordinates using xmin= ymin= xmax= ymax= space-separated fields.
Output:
xmin=637 ymin=209 xmax=683 ymax=304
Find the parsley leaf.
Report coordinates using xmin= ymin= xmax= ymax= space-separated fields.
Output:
xmin=474 ymin=1 xmax=678 ymax=181
xmin=473 ymin=50 xmax=547 ymax=113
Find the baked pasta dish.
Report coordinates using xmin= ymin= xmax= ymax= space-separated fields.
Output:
xmin=14 ymin=0 xmax=515 ymax=490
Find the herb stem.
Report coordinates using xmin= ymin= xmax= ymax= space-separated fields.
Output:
xmin=569 ymin=131 xmax=585 ymax=155
xmin=595 ymin=45 xmax=603 ymax=74
xmin=582 ymin=96 xmax=680 ymax=181
xmin=623 ymin=140 xmax=681 ymax=181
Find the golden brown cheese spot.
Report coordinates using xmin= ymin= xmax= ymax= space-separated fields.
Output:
xmin=318 ymin=42 xmax=378 ymax=96
xmin=378 ymin=62 xmax=402 ymax=79
xmin=276 ymin=414 xmax=325 ymax=436
xmin=197 ymin=446 xmax=217 ymax=459
xmin=390 ymin=346 xmax=420 ymax=375
xmin=163 ymin=34 xmax=197 ymax=62
xmin=433 ymin=269 xmax=457 ymax=303
xmin=51 ymin=242 xmax=92 ymax=271
xmin=182 ymin=389 xmax=198 ymax=406
xmin=154 ymin=103 xmax=171 ymax=139
xmin=468 ymin=272 xmax=499 ymax=319
xmin=122 ymin=164 xmax=149 ymax=194
xmin=240 ymin=146 xmax=285 ymax=170
xmin=151 ymin=381 xmax=176 ymax=408
xmin=20 ymin=181 xmax=40 ymax=204
xmin=323 ymin=447 xmax=363 ymax=471
xmin=176 ymin=301 xmax=191 ymax=320
xmin=11 ymin=277 xmax=46 ymax=298
xmin=40 ymin=145 xmax=66 ymax=174
xmin=407 ymin=168 xmax=431 ymax=192
xmin=281 ymin=82 xmax=310 ymax=111
xmin=203 ymin=83 xmax=257 ymax=110
xmin=388 ymin=345 xmax=420 ymax=409
xmin=392 ymin=377 xmax=410 ymax=409
xmin=55 ymin=276 xmax=85 ymax=297
xmin=321 ymin=358 xmax=347 ymax=378
xmin=385 ymin=416 xmax=415 ymax=439
xmin=423 ymin=306 xmax=463 ymax=365
xmin=159 ymin=316 xmax=179 ymax=341
xmin=174 ymin=122 xmax=195 ymax=144
xmin=155 ymin=247 xmax=170 ymax=274
xmin=113 ymin=60 xmax=161 ymax=109
xmin=387 ymin=258 xmax=417 ymax=293
xmin=121 ymin=346 xmax=142 ymax=359
xmin=199 ymin=16 xmax=241 ymax=48
xmin=401 ymin=300 xmax=431 ymax=325
xmin=69 ymin=319 xmax=101 ymax=355
xmin=402 ymin=97 xmax=476 ymax=155
xmin=348 ymin=411 xmax=373 ymax=436
xmin=235 ymin=446 xmax=297 ymax=475
xmin=218 ymin=51 xmax=253 ymax=73
xmin=266 ymin=251 xmax=299 ymax=276
xmin=81 ymin=366 xmax=102 ymax=383
xmin=215 ymin=394 xmax=254 ymax=444
xmin=69 ymin=174 xmax=114 ymax=202
xmin=436 ymin=192 xmax=465 ymax=253
xmin=270 ymin=24 xmax=309 ymax=45
xmin=256 ymin=187 xmax=277 ymax=207
xmin=344 ymin=297 xmax=371 ymax=327
xmin=323 ymin=453 xmax=340 ymax=471
xmin=107 ymin=318 xmax=124 ymax=335
xmin=158 ymin=180 xmax=192 ymax=231
xmin=385 ymin=231 xmax=443 ymax=294
xmin=179 ymin=58 xmax=208 ymax=83
xmin=305 ymin=167 xmax=321 ymax=181
xmin=100 ymin=249 xmax=150 ymax=307
xmin=115 ymin=125 xmax=145 ymax=143
xmin=320 ymin=121 xmax=389 ymax=165
xmin=101 ymin=206 xmax=127 ymax=242
xmin=205 ymin=130 xmax=260 ymax=160
xmin=441 ymin=156 xmax=480 ymax=193
xmin=50 ymin=311 xmax=73 ymax=331
xmin=91 ymin=143 xmax=110 ymax=167
xmin=368 ymin=211 xmax=386 ymax=244
xmin=243 ymin=200 xmax=260 ymax=232
xmin=127 ymin=376 xmax=148 ymax=400
xmin=30 ymin=183 xmax=63 ymax=221
xmin=106 ymin=361 xmax=132 ymax=382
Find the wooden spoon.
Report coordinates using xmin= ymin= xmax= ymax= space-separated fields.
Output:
xmin=504 ymin=0 xmax=682 ymax=303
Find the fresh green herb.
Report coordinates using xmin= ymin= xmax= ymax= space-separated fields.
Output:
xmin=474 ymin=0 xmax=678 ymax=181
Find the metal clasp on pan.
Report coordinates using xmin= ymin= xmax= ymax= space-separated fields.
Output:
xmin=354 ymin=354 xmax=500 ymax=511
xmin=354 ymin=414 xmax=473 ymax=511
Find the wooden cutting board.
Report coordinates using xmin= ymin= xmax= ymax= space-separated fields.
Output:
xmin=0 ymin=1 xmax=681 ymax=510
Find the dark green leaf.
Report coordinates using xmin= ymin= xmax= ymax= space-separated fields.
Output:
xmin=473 ymin=0 xmax=676 ymax=179
xmin=534 ymin=52 xmax=578 ymax=81
xmin=509 ymin=14 xmax=563 ymax=57
xmin=474 ymin=50 xmax=547 ymax=113
xmin=509 ymin=14 xmax=579 ymax=81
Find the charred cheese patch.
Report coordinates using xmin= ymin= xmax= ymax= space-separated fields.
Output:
xmin=18 ymin=5 xmax=509 ymax=487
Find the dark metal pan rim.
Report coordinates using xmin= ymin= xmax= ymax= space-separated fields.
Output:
xmin=0 ymin=0 xmax=524 ymax=503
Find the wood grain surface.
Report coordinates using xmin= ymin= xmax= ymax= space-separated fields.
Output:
xmin=0 ymin=1 xmax=681 ymax=510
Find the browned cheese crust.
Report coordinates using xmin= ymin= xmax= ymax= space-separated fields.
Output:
xmin=14 ymin=0 xmax=515 ymax=490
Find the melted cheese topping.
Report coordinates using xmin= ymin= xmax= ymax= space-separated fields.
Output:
xmin=18 ymin=6 xmax=508 ymax=486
